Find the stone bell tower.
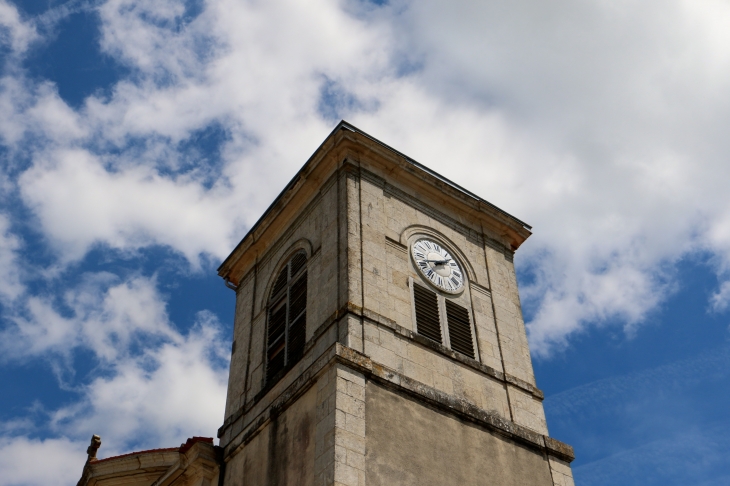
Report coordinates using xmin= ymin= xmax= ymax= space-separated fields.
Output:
xmin=216 ymin=122 xmax=575 ymax=486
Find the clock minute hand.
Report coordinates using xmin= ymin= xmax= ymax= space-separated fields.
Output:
xmin=424 ymin=259 xmax=451 ymax=264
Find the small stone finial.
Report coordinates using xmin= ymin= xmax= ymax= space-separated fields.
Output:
xmin=86 ymin=435 xmax=101 ymax=462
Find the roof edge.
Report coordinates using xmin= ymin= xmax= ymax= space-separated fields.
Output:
xmin=337 ymin=121 xmax=531 ymax=230
xmin=218 ymin=121 xmax=532 ymax=276
xmin=217 ymin=121 xmax=349 ymax=275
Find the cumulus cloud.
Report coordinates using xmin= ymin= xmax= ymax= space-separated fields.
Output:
xmin=0 ymin=0 xmax=38 ymax=55
xmin=0 ymin=334 xmax=228 ymax=486
xmin=352 ymin=0 xmax=730 ymax=354
xmin=50 ymin=316 xmax=228 ymax=449
xmin=19 ymin=149 xmax=234 ymax=264
xmin=4 ymin=0 xmax=392 ymax=267
xmin=0 ymin=275 xmax=228 ymax=484
xmin=710 ymin=281 xmax=730 ymax=313
xmin=0 ymin=436 xmax=85 ymax=486
xmin=0 ymin=77 xmax=87 ymax=149
xmin=0 ymin=213 xmax=24 ymax=302
xmin=3 ymin=0 xmax=730 ymax=359
xmin=1 ymin=273 xmax=176 ymax=361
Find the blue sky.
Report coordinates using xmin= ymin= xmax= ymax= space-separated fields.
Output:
xmin=1 ymin=0 xmax=730 ymax=484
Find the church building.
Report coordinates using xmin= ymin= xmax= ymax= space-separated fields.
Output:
xmin=77 ymin=122 xmax=575 ymax=486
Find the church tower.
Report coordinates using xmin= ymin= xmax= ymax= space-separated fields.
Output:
xmin=216 ymin=122 xmax=575 ymax=486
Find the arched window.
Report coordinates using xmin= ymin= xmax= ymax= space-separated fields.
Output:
xmin=266 ymin=251 xmax=307 ymax=384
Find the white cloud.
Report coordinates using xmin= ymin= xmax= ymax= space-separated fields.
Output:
xmin=710 ymin=281 xmax=730 ymax=313
xmin=0 ymin=436 xmax=85 ymax=486
xmin=0 ymin=0 xmax=38 ymax=55
xmin=3 ymin=0 xmax=730 ymax=360
xmin=352 ymin=0 xmax=730 ymax=355
xmin=0 ymin=276 xmax=229 ymax=485
xmin=2 ymin=273 xmax=177 ymax=362
xmin=8 ymin=0 xmax=392 ymax=265
xmin=0 ymin=77 xmax=86 ymax=148
xmin=0 ymin=213 xmax=24 ymax=302
xmin=50 ymin=315 xmax=228 ymax=449
xmin=0 ymin=324 xmax=228 ymax=485
xmin=19 ymin=149 xmax=233 ymax=264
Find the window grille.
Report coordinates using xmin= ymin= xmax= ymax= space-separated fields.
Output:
xmin=266 ymin=251 xmax=308 ymax=384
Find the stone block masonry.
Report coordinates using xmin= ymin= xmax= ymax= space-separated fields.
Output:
xmin=215 ymin=122 xmax=574 ymax=486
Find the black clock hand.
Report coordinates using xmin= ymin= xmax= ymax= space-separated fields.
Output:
xmin=424 ymin=259 xmax=451 ymax=264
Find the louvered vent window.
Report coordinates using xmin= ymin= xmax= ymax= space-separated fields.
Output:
xmin=413 ymin=284 xmax=442 ymax=344
xmin=412 ymin=280 xmax=476 ymax=359
xmin=266 ymin=251 xmax=308 ymax=385
xmin=445 ymin=300 xmax=475 ymax=359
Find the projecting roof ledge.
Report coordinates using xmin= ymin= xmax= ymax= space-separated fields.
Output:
xmin=218 ymin=121 xmax=531 ymax=281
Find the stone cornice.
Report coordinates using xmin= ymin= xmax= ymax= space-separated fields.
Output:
xmin=222 ymin=301 xmax=544 ymax=436
xmin=217 ymin=121 xmax=532 ymax=286
xmin=219 ymin=343 xmax=574 ymax=465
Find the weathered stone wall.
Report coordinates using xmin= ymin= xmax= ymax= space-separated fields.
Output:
xmin=365 ymin=381 xmax=554 ymax=486
xmin=223 ymin=161 xmax=551 ymax=443
xmin=219 ymin=147 xmax=573 ymax=485
xmin=484 ymin=242 xmax=535 ymax=386
xmin=223 ymin=170 xmax=344 ymax=422
xmin=220 ymin=342 xmax=573 ymax=486
xmin=350 ymin=168 xmax=547 ymax=434
xmin=225 ymin=275 xmax=255 ymax=419
xmin=223 ymin=383 xmax=318 ymax=486
xmin=314 ymin=362 xmax=368 ymax=486
xmin=363 ymin=320 xmax=514 ymax=429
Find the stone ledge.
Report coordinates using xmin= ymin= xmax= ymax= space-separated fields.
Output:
xmin=469 ymin=282 xmax=492 ymax=297
xmin=220 ymin=301 xmax=545 ymax=436
xmin=219 ymin=337 xmax=340 ymax=443
xmin=220 ymin=343 xmax=574 ymax=464
xmin=544 ymin=436 xmax=575 ymax=463
xmin=334 ymin=344 xmax=574 ymax=463
xmin=505 ymin=373 xmax=544 ymax=400
xmin=218 ymin=309 xmax=347 ymax=439
xmin=354 ymin=303 xmax=545 ymax=400
xmin=384 ymin=236 xmax=407 ymax=253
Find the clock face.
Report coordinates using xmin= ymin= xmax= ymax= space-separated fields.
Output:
xmin=411 ymin=238 xmax=464 ymax=293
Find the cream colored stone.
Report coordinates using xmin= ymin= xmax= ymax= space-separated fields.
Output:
xmin=403 ymin=359 xmax=435 ymax=387
xmin=508 ymin=385 xmax=549 ymax=435
xmin=363 ymin=340 xmax=403 ymax=373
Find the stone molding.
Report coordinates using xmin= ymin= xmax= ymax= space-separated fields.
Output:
xmin=218 ymin=122 xmax=531 ymax=285
xmin=220 ymin=342 xmax=573 ymax=466
xmin=384 ymin=236 xmax=407 ymax=253
xmin=469 ymin=281 xmax=492 ymax=297
xmin=350 ymin=301 xmax=545 ymax=399
xmin=221 ymin=300 xmax=547 ymax=440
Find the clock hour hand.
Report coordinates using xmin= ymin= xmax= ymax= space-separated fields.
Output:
xmin=424 ymin=259 xmax=451 ymax=265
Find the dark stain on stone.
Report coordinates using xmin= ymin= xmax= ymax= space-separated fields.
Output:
xmin=289 ymin=412 xmax=312 ymax=484
xmin=267 ymin=411 xmax=288 ymax=486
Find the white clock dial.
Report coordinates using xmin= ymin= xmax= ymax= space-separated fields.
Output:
xmin=411 ymin=238 xmax=464 ymax=293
